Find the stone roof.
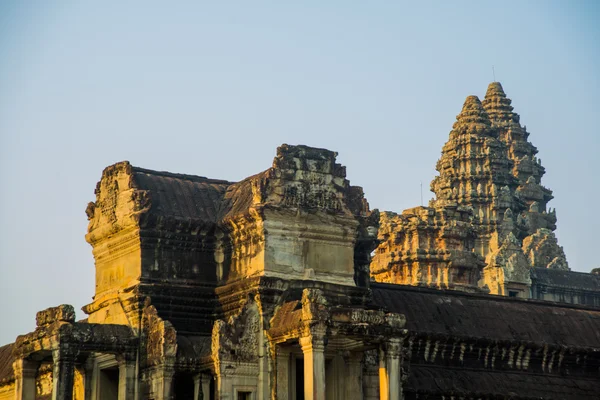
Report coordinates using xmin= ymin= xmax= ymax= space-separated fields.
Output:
xmin=130 ymin=166 xmax=232 ymax=224
xmin=406 ymin=365 xmax=600 ymax=399
xmin=219 ymin=170 xmax=269 ymax=222
xmin=0 ymin=342 xmax=15 ymax=384
xmin=371 ymin=283 xmax=600 ymax=348
xmin=531 ymin=267 xmax=600 ymax=291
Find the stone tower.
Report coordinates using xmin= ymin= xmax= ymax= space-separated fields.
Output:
xmin=482 ymin=82 xmax=561 ymax=239
xmin=480 ymin=83 xmax=569 ymax=295
xmin=372 ymin=83 xmax=569 ymax=297
xmin=430 ymin=95 xmax=519 ymax=259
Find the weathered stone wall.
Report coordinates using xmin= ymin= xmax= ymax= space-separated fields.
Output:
xmin=371 ymin=207 xmax=484 ymax=292
xmin=218 ymin=144 xmax=374 ymax=287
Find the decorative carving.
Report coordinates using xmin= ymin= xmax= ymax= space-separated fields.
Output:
xmin=522 ymin=229 xmax=569 ymax=270
xmin=211 ymin=299 xmax=261 ymax=363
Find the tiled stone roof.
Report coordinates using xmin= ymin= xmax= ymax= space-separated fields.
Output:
xmin=372 ymin=283 xmax=600 ymax=348
xmin=406 ymin=364 xmax=600 ymax=399
xmin=531 ymin=267 xmax=600 ymax=291
xmin=131 ymin=166 xmax=232 ymax=224
xmin=0 ymin=343 xmax=15 ymax=384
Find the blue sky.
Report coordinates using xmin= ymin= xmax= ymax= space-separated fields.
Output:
xmin=1 ymin=1 xmax=598 ymax=345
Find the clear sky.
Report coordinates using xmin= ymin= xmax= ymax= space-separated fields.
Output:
xmin=0 ymin=1 xmax=599 ymax=345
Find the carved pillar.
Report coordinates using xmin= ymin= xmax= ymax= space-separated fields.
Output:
xmin=117 ymin=354 xmax=137 ymax=400
xmin=193 ymin=374 xmax=211 ymax=400
xmin=52 ymin=349 xmax=77 ymax=400
xmin=299 ymin=333 xmax=326 ymax=400
xmin=344 ymin=352 xmax=363 ymax=400
xmin=276 ymin=346 xmax=291 ymax=400
xmin=13 ymin=358 xmax=38 ymax=400
xmin=385 ymin=339 xmax=402 ymax=400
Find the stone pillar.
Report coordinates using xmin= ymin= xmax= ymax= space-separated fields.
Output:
xmin=276 ymin=346 xmax=291 ymax=400
xmin=193 ymin=374 xmax=211 ymax=400
xmin=52 ymin=349 xmax=77 ymax=400
xmin=83 ymin=358 xmax=94 ymax=400
xmin=193 ymin=374 xmax=201 ymax=400
xmin=215 ymin=365 xmax=233 ymax=400
xmin=13 ymin=358 xmax=38 ymax=400
xmin=155 ymin=366 xmax=175 ymax=400
xmin=384 ymin=339 xmax=402 ymax=400
xmin=117 ymin=355 xmax=137 ymax=400
xmin=299 ymin=334 xmax=326 ymax=400
xmin=147 ymin=365 xmax=175 ymax=400
xmin=344 ymin=352 xmax=363 ymax=400
xmin=378 ymin=347 xmax=388 ymax=400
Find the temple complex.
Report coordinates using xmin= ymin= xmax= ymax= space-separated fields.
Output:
xmin=1 ymin=83 xmax=599 ymax=400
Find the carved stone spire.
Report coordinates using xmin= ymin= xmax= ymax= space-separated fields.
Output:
xmin=482 ymin=82 xmax=566 ymax=270
xmin=482 ymin=82 xmax=519 ymax=124
xmin=482 ymin=82 xmax=544 ymax=187
xmin=431 ymin=95 xmax=520 ymax=259
xmin=452 ymin=95 xmax=495 ymax=133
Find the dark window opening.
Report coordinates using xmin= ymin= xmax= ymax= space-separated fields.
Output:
xmin=174 ymin=372 xmax=195 ymax=400
xmin=237 ymin=392 xmax=252 ymax=400
xmin=98 ymin=366 xmax=119 ymax=400
xmin=509 ymin=291 xmax=519 ymax=297
xmin=296 ymin=358 xmax=305 ymax=400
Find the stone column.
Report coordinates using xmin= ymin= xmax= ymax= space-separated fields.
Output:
xmin=215 ymin=368 xmax=233 ymax=400
xmin=276 ymin=346 xmax=291 ymax=400
xmin=147 ymin=365 xmax=175 ymax=400
xmin=385 ymin=339 xmax=402 ymax=400
xmin=299 ymin=334 xmax=326 ymax=400
xmin=155 ymin=366 xmax=175 ymax=400
xmin=344 ymin=352 xmax=363 ymax=400
xmin=83 ymin=358 xmax=94 ymax=400
xmin=117 ymin=354 xmax=137 ymax=400
xmin=378 ymin=347 xmax=388 ymax=400
xmin=52 ymin=349 xmax=77 ymax=400
xmin=13 ymin=358 xmax=38 ymax=400
xmin=193 ymin=374 xmax=201 ymax=400
xmin=193 ymin=374 xmax=211 ymax=400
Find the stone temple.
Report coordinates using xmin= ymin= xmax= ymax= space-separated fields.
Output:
xmin=1 ymin=82 xmax=599 ymax=400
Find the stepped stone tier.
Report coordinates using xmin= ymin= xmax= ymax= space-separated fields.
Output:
xmin=1 ymin=84 xmax=600 ymax=400
xmin=371 ymin=83 xmax=569 ymax=298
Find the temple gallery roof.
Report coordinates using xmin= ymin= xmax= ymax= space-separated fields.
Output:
xmin=372 ymin=283 xmax=600 ymax=348
xmin=0 ymin=343 xmax=15 ymax=384
xmin=129 ymin=165 xmax=232 ymax=223
xmin=406 ymin=365 xmax=600 ymax=400
xmin=531 ymin=267 xmax=600 ymax=291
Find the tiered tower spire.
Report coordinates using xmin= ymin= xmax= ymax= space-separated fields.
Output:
xmin=482 ymin=82 xmax=556 ymax=236
xmin=430 ymin=95 xmax=519 ymax=259
xmin=371 ymin=83 xmax=569 ymax=297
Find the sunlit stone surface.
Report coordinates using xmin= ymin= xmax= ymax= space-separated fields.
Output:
xmin=1 ymin=84 xmax=599 ymax=400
